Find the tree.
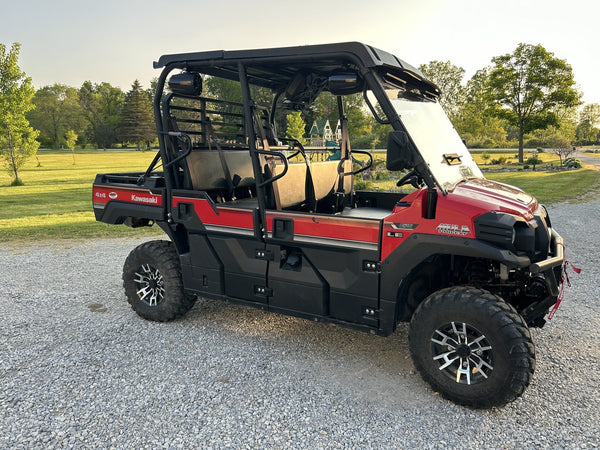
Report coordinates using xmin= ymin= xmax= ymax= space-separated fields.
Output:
xmin=119 ymin=80 xmax=155 ymax=150
xmin=455 ymin=68 xmax=508 ymax=148
xmin=79 ymin=81 xmax=124 ymax=148
xmin=306 ymin=92 xmax=370 ymax=147
xmin=419 ymin=60 xmax=465 ymax=120
xmin=65 ymin=129 xmax=77 ymax=164
xmin=27 ymin=84 xmax=83 ymax=149
xmin=488 ymin=43 xmax=581 ymax=162
xmin=285 ymin=111 xmax=307 ymax=145
xmin=551 ymin=145 xmax=576 ymax=167
xmin=577 ymin=103 xmax=600 ymax=144
xmin=0 ymin=43 xmax=40 ymax=186
xmin=204 ymin=76 xmax=272 ymax=107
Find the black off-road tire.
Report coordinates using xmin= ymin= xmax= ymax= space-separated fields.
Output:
xmin=123 ymin=240 xmax=195 ymax=321
xmin=409 ymin=286 xmax=535 ymax=408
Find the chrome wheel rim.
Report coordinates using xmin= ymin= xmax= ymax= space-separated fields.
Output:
xmin=133 ymin=264 xmax=165 ymax=306
xmin=431 ymin=322 xmax=494 ymax=385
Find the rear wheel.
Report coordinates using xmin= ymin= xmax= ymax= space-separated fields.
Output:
xmin=123 ymin=240 xmax=195 ymax=321
xmin=409 ymin=286 xmax=535 ymax=408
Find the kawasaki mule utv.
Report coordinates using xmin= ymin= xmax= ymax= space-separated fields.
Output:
xmin=92 ymin=42 xmax=566 ymax=408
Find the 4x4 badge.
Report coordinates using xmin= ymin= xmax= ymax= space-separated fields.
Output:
xmin=437 ymin=223 xmax=471 ymax=236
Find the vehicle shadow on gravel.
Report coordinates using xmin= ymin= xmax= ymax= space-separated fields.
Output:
xmin=175 ymin=297 xmax=432 ymax=408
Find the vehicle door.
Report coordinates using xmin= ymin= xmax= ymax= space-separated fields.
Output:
xmin=264 ymin=206 xmax=382 ymax=326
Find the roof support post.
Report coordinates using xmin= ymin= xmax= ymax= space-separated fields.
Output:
xmin=238 ymin=62 xmax=269 ymax=239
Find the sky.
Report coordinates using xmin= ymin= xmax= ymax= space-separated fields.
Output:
xmin=2 ymin=0 xmax=599 ymax=105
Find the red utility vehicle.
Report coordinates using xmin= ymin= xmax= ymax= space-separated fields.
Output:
xmin=93 ymin=43 xmax=565 ymax=407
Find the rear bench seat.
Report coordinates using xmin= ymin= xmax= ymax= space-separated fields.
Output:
xmin=186 ymin=150 xmax=256 ymax=191
xmin=185 ymin=149 xmax=353 ymax=212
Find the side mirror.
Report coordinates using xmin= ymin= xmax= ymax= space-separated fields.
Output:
xmin=386 ymin=131 xmax=416 ymax=171
xmin=168 ymin=73 xmax=202 ymax=96
xmin=328 ymin=73 xmax=364 ymax=95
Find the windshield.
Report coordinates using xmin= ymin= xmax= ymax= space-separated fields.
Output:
xmin=389 ymin=95 xmax=484 ymax=192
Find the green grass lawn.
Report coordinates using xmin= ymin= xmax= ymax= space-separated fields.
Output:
xmin=0 ymin=149 xmax=162 ymax=243
xmin=1 ymin=149 xmax=599 ymax=243
xmin=486 ymin=169 xmax=600 ymax=203
xmin=470 ymin=150 xmax=560 ymax=169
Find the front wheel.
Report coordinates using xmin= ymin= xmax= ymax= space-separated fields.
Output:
xmin=409 ymin=286 xmax=535 ymax=408
xmin=123 ymin=240 xmax=195 ymax=321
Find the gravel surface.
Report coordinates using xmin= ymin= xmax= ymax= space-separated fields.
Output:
xmin=1 ymin=198 xmax=599 ymax=449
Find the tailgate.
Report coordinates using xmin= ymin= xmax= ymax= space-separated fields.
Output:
xmin=93 ymin=173 xmax=166 ymax=225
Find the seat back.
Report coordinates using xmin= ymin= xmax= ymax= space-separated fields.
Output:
xmin=187 ymin=150 xmax=256 ymax=191
xmin=268 ymin=162 xmax=308 ymax=209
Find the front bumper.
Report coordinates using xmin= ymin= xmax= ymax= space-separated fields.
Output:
xmin=522 ymin=229 xmax=565 ymax=326
xmin=530 ymin=228 xmax=564 ymax=274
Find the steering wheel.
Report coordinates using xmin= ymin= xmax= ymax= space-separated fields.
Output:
xmin=396 ymin=170 xmax=422 ymax=189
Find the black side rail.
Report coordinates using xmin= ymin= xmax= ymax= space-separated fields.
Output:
xmin=278 ymin=137 xmax=310 ymax=161
xmin=255 ymin=149 xmax=289 ymax=187
xmin=137 ymin=132 xmax=193 ymax=185
xmin=338 ymin=149 xmax=374 ymax=176
xmin=162 ymin=132 xmax=193 ymax=169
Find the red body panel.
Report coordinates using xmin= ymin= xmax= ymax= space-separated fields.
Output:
xmin=172 ymin=197 xmax=255 ymax=232
xmin=381 ymin=179 xmax=538 ymax=261
xmin=93 ymin=186 xmax=163 ymax=208
xmin=266 ymin=211 xmax=380 ymax=249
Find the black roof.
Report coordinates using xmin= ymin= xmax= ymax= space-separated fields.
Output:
xmin=154 ymin=42 xmax=438 ymax=95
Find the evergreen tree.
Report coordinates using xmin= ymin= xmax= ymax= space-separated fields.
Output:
xmin=0 ymin=43 xmax=40 ymax=186
xmin=119 ymin=80 xmax=155 ymax=150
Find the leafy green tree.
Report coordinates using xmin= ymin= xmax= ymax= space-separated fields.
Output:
xmin=79 ymin=81 xmax=125 ymax=148
xmin=27 ymin=84 xmax=83 ymax=149
xmin=487 ymin=43 xmax=581 ymax=162
xmin=525 ymin=123 xmax=573 ymax=149
xmin=204 ymin=76 xmax=272 ymax=107
xmin=419 ymin=60 xmax=465 ymax=120
xmin=305 ymin=92 xmax=374 ymax=147
xmin=285 ymin=111 xmax=307 ymax=145
xmin=347 ymin=106 xmax=373 ymax=148
xmin=454 ymin=69 xmax=507 ymax=148
xmin=119 ymin=80 xmax=155 ymax=150
xmin=65 ymin=129 xmax=77 ymax=164
xmin=576 ymin=103 xmax=600 ymax=144
xmin=0 ymin=43 xmax=40 ymax=186
xmin=455 ymin=68 xmax=509 ymax=148
xmin=306 ymin=91 xmax=340 ymax=134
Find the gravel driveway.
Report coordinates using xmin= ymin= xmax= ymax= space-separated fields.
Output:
xmin=1 ymin=197 xmax=599 ymax=448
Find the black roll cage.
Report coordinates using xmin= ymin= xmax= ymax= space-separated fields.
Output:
xmin=150 ymin=43 xmax=441 ymax=227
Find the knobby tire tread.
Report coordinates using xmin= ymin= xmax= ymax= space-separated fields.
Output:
xmin=409 ymin=286 xmax=535 ymax=408
xmin=123 ymin=240 xmax=195 ymax=322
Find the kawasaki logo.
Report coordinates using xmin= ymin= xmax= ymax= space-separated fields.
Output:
xmin=131 ymin=194 xmax=159 ymax=204
xmin=437 ymin=223 xmax=471 ymax=236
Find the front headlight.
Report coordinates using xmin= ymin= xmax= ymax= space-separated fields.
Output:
xmin=474 ymin=210 xmax=550 ymax=262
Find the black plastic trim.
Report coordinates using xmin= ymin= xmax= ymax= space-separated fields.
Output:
xmin=380 ymin=233 xmax=531 ymax=305
xmin=94 ymin=201 xmax=165 ymax=225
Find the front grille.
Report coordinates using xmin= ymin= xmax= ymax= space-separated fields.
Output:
xmin=474 ymin=208 xmax=551 ymax=262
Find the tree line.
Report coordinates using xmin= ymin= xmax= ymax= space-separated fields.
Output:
xmin=1 ymin=41 xmax=597 ymax=185
xmin=27 ymin=79 xmax=155 ymax=151
xmin=283 ymin=43 xmax=590 ymax=164
xmin=418 ymin=43 xmax=593 ymax=162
